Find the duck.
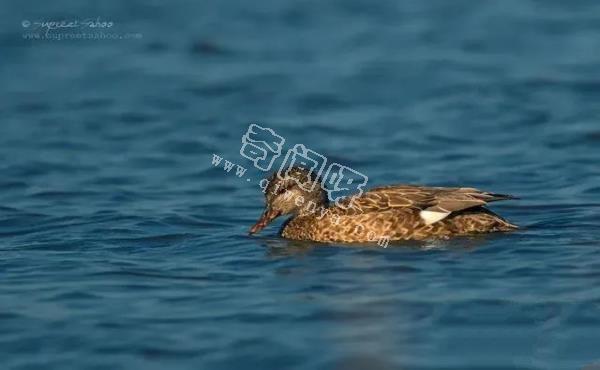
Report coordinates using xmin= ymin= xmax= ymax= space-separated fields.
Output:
xmin=249 ymin=166 xmax=518 ymax=242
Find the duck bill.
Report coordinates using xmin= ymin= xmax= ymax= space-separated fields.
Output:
xmin=249 ymin=208 xmax=281 ymax=235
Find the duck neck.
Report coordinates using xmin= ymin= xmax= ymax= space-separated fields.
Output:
xmin=296 ymin=198 xmax=329 ymax=218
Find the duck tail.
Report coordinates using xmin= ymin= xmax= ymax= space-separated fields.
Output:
xmin=478 ymin=207 xmax=519 ymax=230
xmin=482 ymin=192 xmax=520 ymax=202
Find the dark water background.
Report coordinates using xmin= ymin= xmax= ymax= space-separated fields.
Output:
xmin=1 ymin=0 xmax=600 ymax=369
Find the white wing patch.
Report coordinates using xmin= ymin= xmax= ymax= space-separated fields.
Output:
xmin=419 ymin=210 xmax=451 ymax=225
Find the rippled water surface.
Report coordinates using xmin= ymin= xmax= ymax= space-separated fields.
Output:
xmin=1 ymin=0 xmax=600 ymax=369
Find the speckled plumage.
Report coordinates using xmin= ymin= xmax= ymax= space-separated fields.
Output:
xmin=249 ymin=167 xmax=518 ymax=242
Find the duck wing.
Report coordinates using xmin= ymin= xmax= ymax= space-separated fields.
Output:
xmin=336 ymin=185 xmax=517 ymax=225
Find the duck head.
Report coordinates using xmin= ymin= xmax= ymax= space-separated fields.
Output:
xmin=249 ymin=167 xmax=328 ymax=235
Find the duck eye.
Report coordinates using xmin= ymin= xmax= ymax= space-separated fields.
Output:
xmin=276 ymin=186 xmax=288 ymax=195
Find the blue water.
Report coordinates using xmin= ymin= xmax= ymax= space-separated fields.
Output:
xmin=2 ymin=0 xmax=600 ymax=369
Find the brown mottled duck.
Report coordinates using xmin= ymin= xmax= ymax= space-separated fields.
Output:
xmin=249 ymin=167 xmax=518 ymax=242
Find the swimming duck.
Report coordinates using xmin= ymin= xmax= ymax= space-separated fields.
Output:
xmin=249 ymin=167 xmax=518 ymax=242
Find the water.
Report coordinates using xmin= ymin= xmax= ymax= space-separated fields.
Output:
xmin=1 ymin=0 xmax=600 ymax=369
